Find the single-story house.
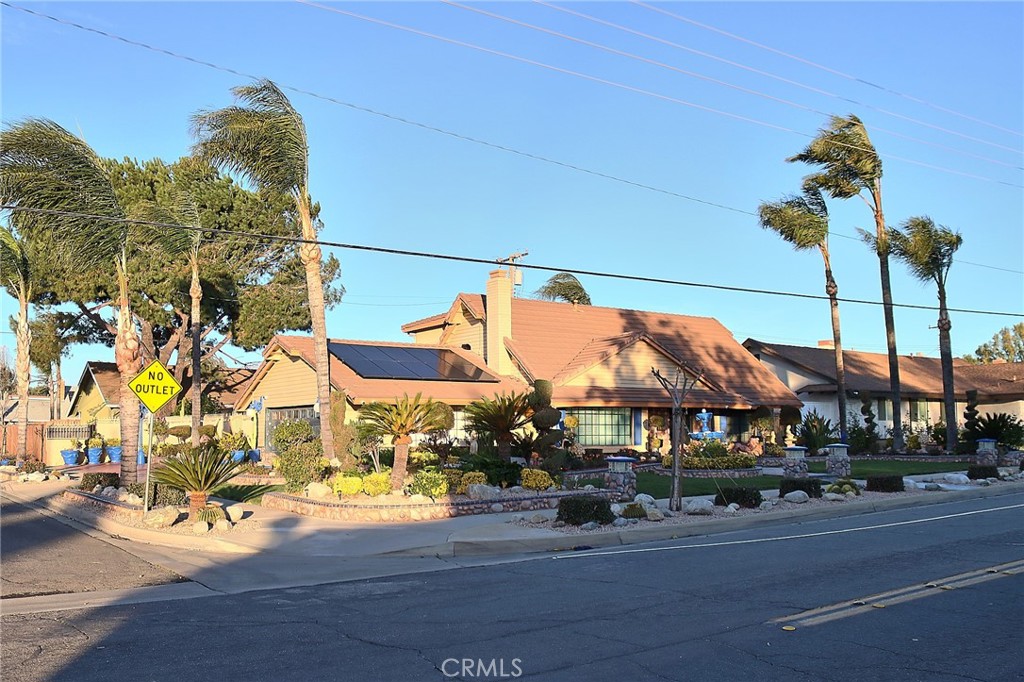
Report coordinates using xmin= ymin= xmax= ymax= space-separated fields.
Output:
xmin=238 ymin=269 xmax=801 ymax=451
xmin=742 ymin=339 xmax=1024 ymax=432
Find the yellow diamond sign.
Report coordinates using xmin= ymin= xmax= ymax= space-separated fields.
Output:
xmin=128 ymin=359 xmax=183 ymax=413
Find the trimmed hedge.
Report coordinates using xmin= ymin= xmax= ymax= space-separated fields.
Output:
xmin=619 ymin=502 xmax=647 ymax=519
xmin=556 ymin=495 xmax=614 ymax=526
xmin=663 ymin=454 xmax=758 ymax=470
xmin=80 ymin=473 xmax=120 ymax=490
xmin=125 ymin=482 xmax=187 ymax=506
xmin=967 ymin=465 xmax=999 ymax=480
xmin=713 ymin=486 xmax=764 ymax=508
xmin=865 ymin=475 xmax=904 ymax=493
xmin=779 ymin=478 xmax=822 ymax=499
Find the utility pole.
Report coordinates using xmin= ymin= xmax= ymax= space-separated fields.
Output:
xmin=652 ymin=365 xmax=704 ymax=512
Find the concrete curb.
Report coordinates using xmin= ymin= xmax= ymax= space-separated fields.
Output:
xmin=1 ymin=487 xmax=259 ymax=555
xmin=389 ymin=482 xmax=1024 ymax=557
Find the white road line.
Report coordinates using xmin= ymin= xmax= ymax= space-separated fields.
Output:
xmin=551 ymin=502 xmax=1024 ymax=560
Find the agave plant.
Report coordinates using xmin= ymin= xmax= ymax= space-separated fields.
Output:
xmin=796 ymin=409 xmax=840 ymax=456
xmin=465 ymin=392 xmax=534 ymax=461
xmin=152 ymin=443 xmax=242 ymax=518
xmin=359 ymin=393 xmax=449 ymax=490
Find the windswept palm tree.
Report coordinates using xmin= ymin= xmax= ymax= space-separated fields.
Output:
xmin=889 ymin=217 xmax=963 ymax=449
xmin=0 ymin=119 xmax=154 ymax=481
xmin=759 ymin=183 xmax=849 ymax=441
xmin=465 ymin=392 xmax=533 ymax=461
xmin=0 ymin=227 xmax=35 ymax=458
xmin=788 ymin=114 xmax=905 ymax=450
xmin=360 ymin=393 xmax=448 ymax=490
xmin=535 ymin=272 xmax=591 ymax=305
xmin=191 ymin=79 xmax=336 ymax=458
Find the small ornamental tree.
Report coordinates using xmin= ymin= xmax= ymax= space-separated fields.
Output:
xmin=360 ymin=393 xmax=448 ymax=490
xmin=465 ymin=392 xmax=533 ymax=461
xmin=151 ymin=443 xmax=242 ymax=518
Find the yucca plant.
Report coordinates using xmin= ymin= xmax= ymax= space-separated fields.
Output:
xmin=465 ymin=392 xmax=534 ymax=461
xmin=796 ymin=409 xmax=839 ymax=456
xmin=359 ymin=393 xmax=449 ymax=490
xmin=152 ymin=443 xmax=242 ymax=518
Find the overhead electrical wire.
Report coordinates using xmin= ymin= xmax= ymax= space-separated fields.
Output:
xmin=633 ymin=0 xmax=1024 ymax=140
xmin=295 ymin=0 xmax=1023 ymax=187
xmin=3 ymin=205 xmax=1021 ymax=319
xmin=3 ymin=2 xmax=1022 ymax=276
xmin=442 ymin=0 xmax=1020 ymax=169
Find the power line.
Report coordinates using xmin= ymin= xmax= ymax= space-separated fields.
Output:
xmin=445 ymin=0 xmax=1020 ymax=169
xmin=4 ymin=205 xmax=1021 ymax=319
xmin=297 ymin=0 xmax=1023 ymax=187
xmin=3 ymin=2 xmax=1021 ymax=274
xmin=633 ymin=0 xmax=1024 ymax=140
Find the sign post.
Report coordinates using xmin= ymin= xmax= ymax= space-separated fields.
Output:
xmin=127 ymin=359 xmax=183 ymax=512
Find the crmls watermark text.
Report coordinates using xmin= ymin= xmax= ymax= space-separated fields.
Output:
xmin=441 ymin=658 xmax=523 ymax=678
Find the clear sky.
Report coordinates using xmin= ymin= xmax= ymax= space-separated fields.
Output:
xmin=2 ymin=1 xmax=1022 ymax=388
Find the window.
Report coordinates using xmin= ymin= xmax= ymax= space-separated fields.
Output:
xmin=910 ymin=399 xmax=929 ymax=424
xmin=264 ymin=406 xmax=320 ymax=451
xmin=876 ymin=399 xmax=891 ymax=422
xmin=565 ymin=408 xmax=632 ymax=446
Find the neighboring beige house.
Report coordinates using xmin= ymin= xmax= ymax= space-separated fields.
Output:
xmin=239 ymin=269 xmax=801 ymax=451
xmin=743 ymin=339 xmax=1024 ymax=433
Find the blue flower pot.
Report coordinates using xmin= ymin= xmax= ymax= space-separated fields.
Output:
xmin=87 ymin=447 xmax=103 ymax=465
xmin=231 ymin=450 xmax=246 ymax=462
xmin=106 ymin=446 xmax=122 ymax=463
xmin=247 ymin=449 xmax=260 ymax=463
xmin=60 ymin=449 xmax=80 ymax=466
xmin=0 ymin=458 xmax=10 ymax=466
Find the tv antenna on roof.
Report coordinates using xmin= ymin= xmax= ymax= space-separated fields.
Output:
xmin=498 ymin=250 xmax=529 ymax=296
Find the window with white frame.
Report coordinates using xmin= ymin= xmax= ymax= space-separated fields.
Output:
xmin=565 ymin=408 xmax=632 ymax=446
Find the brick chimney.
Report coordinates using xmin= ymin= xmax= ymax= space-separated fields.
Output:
xmin=485 ymin=269 xmax=514 ymax=376
xmin=817 ymin=340 xmax=835 ymax=349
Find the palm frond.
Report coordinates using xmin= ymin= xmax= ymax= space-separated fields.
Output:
xmin=125 ymin=190 xmax=201 ymax=256
xmin=0 ymin=225 xmax=30 ymax=294
xmin=191 ymin=79 xmax=308 ymax=196
xmin=534 ymin=272 xmax=592 ymax=305
xmin=889 ymin=216 xmax=963 ymax=285
xmin=757 ymin=184 xmax=829 ymax=250
xmin=152 ymin=443 xmax=242 ymax=493
xmin=787 ymin=114 xmax=882 ymax=200
xmin=465 ymin=392 xmax=533 ymax=438
xmin=359 ymin=393 xmax=448 ymax=439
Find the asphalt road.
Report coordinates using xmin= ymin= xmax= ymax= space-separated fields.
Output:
xmin=0 ymin=497 xmax=184 ymax=599
xmin=1 ymin=493 xmax=1021 ymax=681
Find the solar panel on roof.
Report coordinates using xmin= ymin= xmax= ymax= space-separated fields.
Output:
xmin=329 ymin=343 xmax=495 ymax=382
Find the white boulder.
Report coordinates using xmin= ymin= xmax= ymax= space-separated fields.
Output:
xmin=783 ymin=490 xmax=810 ymax=504
xmin=684 ymin=499 xmax=714 ymax=515
xmin=944 ymin=473 xmax=970 ymax=485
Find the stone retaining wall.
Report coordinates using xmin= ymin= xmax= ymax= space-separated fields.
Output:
xmin=757 ymin=455 xmax=973 ymax=466
xmin=261 ymin=489 xmax=618 ymax=523
xmin=644 ymin=467 xmax=762 ymax=479
xmin=62 ymin=489 xmax=144 ymax=519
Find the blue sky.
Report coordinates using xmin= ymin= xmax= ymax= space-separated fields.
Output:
xmin=2 ymin=1 xmax=1022 ymax=387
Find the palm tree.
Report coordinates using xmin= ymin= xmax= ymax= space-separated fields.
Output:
xmin=0 ymin=227 xmax=35 ymax=458
xmin=0 ymin=119 xmax=148 ymax=481
xmin=465 ymin=392 xmax=533 ymax=461
xmin=535 ymin=272 xmax=591 ymax=305
xmin=788 ymin=114 xmax=905 ymax=450
xmin=359 ymin=393 xmax=448 ymax=490
xmin=152 ymin=443 xmax=242 ymax=518
xmin=191 ymin=79 xmax=336 ymax=459
xmin=758 ymin=183 xmax=849 ymax=442
xmin=889 ymin=217 xmax=963 ymax=450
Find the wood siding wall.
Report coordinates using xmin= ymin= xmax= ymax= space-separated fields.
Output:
xmin=566 ymin=343 xmax=694 ymax=389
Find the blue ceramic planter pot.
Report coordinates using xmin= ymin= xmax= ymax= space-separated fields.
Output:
xmin=247 ymin=449 xmax=260 ymax=463
xmin=61 ymin=449 xmax=80 ymax=466
xmin=106 ymin=446 xmax=123 ymax=463
xmin=87 ymin=447 xmax=103 ymax=465
xmin=231 ymin=450 xmax=246 ymax=462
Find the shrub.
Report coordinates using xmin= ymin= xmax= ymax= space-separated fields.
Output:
xmin=556 ymin=495 xmax=614 ymax=526
xmin=272 ymin=420 xmax=317 ymax=453
xmin=159 ymin=443 xmax=185 ymax=458
xmin=21 ymin=458 xmax=47 ymax=474
xmin=407 ymin=470 xmax=449 ymax=498
xmin=670 ymin=455 xmax=757 ymax=470
xmin=167 ymin=426 xmax=192 ymax=441
xmin=967 ymin=465 xmax=999 ymax=480
xmin=619 ymin=502 xmax=647 ymax=519
xmin=762 ymin=442 xmax=785 ymax=458
xmin=865 ymin=475 xmax=905 ymax=493
xmin=125 ymin=482 xmax=187 ymax=507
xmin=408 ymin=450 xmax=440 ymax=470
xmin=969 ymin=413 xmax=1024 ymax=448
xmin=779 ymin=479 xmax=823 ymax=498
xmin=194 ymin=505 xmax=226 ymax=524
xmin=521 ymin=468 xmax=555 ymax=491
xmin=199 ymin=425 xmax=218 ymax=439
xmin=331 ymin=474 xmax=364 ymax=497
xmin=80 ymin=473 xmax=120 ymax=490
xmin=683 ymin=439 xmax=729 ymax=459
xmin=362 ymin=471 xmax=391 ymax=497
xmin=457 ymin=471 xmax=488 ymax=494
xmin=847 ymin=424 xmax=878 ymax=455
xmin=277 ymin=440 xmax=327 ymax=493
xmin=462 ymin=455 xmax=522 ymax=488
xmin=907 ymin=432 xmax=922 ymax=451
xmin=825 ymin=478 xmax=861 ymax=496
xmin=443 ymin=468 xmax=464 ymax=491
xmin=796 ymin=410 xmax=839 ymax=455
xmin=713 ymin=487 xmax=764 ymax=508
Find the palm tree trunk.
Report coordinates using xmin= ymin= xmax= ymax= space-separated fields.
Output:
xmin=822 ymin=255 xmax=848 ymax=443
xmin=188 ymin=490 xmax=208 ymax=519
xmin=190 ymin=263 xmax=202 ymax=447
xmin=297 ymin=196 xmax=335 ymax=458
xmin=873 ymin=186 xmax=904 ymax=450
xmin=937 ymin=287 xmax=957 ymax=450
xmin=497 ymin=438 xmax=512 ymax=462
xmin=391 ymin=439 xmax=410 ymax=490
xmin=116 ymin=277 xmax=143 ymax=484
xmin=15 ymin=295 xmax=31 ymax=458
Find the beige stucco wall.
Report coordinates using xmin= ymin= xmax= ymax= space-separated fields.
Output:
xmin=441 ymin=306 xmax=486 ymax=357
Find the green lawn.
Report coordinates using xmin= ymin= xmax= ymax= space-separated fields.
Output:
xmin=213 ymin=483 xmax=283 ymax=504
xmin=806 ymin=460 xmax=967 ymax=477
xmin=635 ymin=472 xmax=782 ymax=498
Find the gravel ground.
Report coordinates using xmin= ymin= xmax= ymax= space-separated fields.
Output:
xmin=511 ymin=487 xmax=934 ymax=535
xmin=57 ymin=496 xmax=265 ymax=537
